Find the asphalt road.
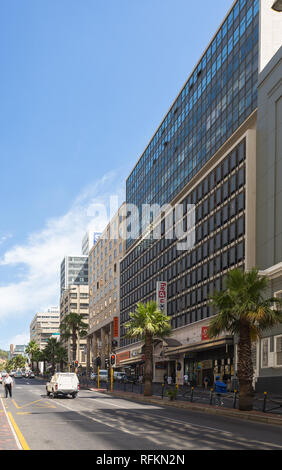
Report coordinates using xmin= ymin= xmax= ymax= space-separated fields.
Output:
xmin=2 ymin=377 xmax=282 ymax=450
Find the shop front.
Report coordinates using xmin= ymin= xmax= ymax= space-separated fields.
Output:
xmin=166 ymin=336 xmax=234 ymax=387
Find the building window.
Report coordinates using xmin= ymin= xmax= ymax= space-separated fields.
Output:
xmin=262 ymin=338 xmax=269 ymax=368
xmin=276 ymin=336 xmax=282 ymax=367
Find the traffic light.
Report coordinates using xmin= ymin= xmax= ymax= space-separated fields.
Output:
xmin=110 ymin=353 xmax=116 ymax=366
xmin=74 ymin=361 xmax=78 ymax=367
xmin=105 ymin=358 xmax=109 ymax=369
xmin=96 ymin=356 xmax=101 ymax=367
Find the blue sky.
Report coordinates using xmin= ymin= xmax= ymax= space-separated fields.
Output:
xmin=0 ymin=0 xmax=234 ymax=350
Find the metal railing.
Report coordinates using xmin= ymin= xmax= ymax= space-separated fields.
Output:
xmin=81 ymin=377 xmax=282 ymax=415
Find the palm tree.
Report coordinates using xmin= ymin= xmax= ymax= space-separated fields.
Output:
xmin=32 ymin=349 xmax=42 ymax=375
xmin=125 ymin=301 xmax=171 ymax=397
xmin=44 ymin=338 xmax=60 ymax=375
xmin=209 ymin=268 xmax=282 ymax=411
xmin=26 ymin=341 xmax=40 ymax=371
xmin=56 ymin=345 xmax=68 ymax=372
xmin=60 ymin=312 xmax=88 ymax=363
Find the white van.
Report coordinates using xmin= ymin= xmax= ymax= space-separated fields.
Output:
xmin=46 ymin=373 xmax=79 ymax=399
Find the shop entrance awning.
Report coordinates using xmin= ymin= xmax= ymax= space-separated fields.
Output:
xmin=119 ymin=356 xmax=144 ymax=366
xmin=164 ymin=336 xmax=233 ymax=356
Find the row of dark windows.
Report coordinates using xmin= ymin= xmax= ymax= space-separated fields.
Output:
xmin=121 ymin=205 xmax=245 ymax=297
xmin=122 ymin=139 xmax=246 ymax=275
xmin=121 ymin=240 xmax=244 ymax=313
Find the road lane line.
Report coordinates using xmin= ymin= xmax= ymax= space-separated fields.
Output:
xmin=7 ymin=412 xmax=30 ymax=450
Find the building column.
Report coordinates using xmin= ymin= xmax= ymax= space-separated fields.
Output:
xmin=108 ymin=322 xmax=113 ymax=356
xmin=86 ymin=336 xmax=91 ymax=377
xmin=92 ymin=332 xmax=98 ymax=372
xmin=101 ymin=328 xmax=106 ymax=369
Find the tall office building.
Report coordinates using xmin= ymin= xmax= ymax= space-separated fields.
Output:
xmin=117 ymin=0 xmax=282 ymax=389
xmin=60 ymin=256 xmax=89 ymax=294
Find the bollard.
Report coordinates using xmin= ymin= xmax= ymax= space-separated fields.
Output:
xmin=263 ymin=392 xmax=268 ymax=412
xmin=132 ymin=382 xmax=134 ymax=393
xmin=233 ymin=390 xmax=238 ymax=409
xmin=191 ymin=387 xmax=194 ymax=403
xmin=210 ymin=388 xmax=214 ymax=405
xmin=161 ymin=383 xmax=165 ymax=400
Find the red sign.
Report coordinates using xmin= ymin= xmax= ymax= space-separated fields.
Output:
xmin=113 ymin=316 xmax=119 ymax=337
xmin=116 ymin=351 xmax=130 ymax=366
xmin=156 ymin=281 xmax=167 ymax=313
xmin=202 ymin=327 xmax=209 ymax=341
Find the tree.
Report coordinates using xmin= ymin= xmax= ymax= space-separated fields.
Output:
xmin=125 ymin=301 xmax=171 ymax=397
xmin=32 ymin=349 xmax=42 ymax=375
xmin=56 ymin=345 xmax=68 ymax=372
xmin=26 ymin=341 xmax=40 ymax=371
xmin=13 ymin=354 xmax=27 ymax=370
xmin=43 ymin=338 xmax=59 ymax=375
xmin=60 ymin=313 xmax=88 ymax=363
xmin=209 ymin=268 xmax=282 ymax=411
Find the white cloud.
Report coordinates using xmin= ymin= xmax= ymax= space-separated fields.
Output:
xmin=0 ymin=332 xmax=30 ymax=351
xmin=0 ymin=171 xmax=125 ymax=326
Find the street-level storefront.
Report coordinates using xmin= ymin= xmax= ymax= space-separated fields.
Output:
xmin=183 ymin=343 xmax=234 ymax=387
xmin=115 ymin=345 xmax=145 ymax=378
xmin=165 ymin=336 xmax=235 ymax=387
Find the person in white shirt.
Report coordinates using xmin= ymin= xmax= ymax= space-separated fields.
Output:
xmin=3 ymin=374 xmax=14 ymax=398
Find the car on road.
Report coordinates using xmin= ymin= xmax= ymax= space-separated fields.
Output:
xmin=14 ymin=371 xmax=23 ymax=378
xmin=29 ymin=372 xmax=35 ymax=378
xmin=114 ymin=372 xmax=126 ymax=382
xmin=121 ymin=375 xmax=138 ymax=384
xmin=0 ymin=373 xmax=2 ymax=384
xmin=46 ymin=373 xmax=79 ymax=399
xmin=10 ymin=370 xmax=16 ymax=377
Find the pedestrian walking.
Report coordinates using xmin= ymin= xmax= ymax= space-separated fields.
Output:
xmin=183 ymin=374 xmax=189 ymax=386
xmin=3 ymin=373 xmax=14 ymax=398
xmin=214 ymin=375 xmax=227 ymax=406
xmin=203 ymin=376 xmax=210 ymax=390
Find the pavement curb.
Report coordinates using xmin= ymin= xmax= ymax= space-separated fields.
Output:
xmin=92 ymin=389 xmax=282 ymax=427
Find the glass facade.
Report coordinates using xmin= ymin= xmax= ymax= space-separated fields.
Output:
xmin=120 ymin=139 xmax=246 ymax=347
xmin=126 ymin=0 xmax=259 ymax=248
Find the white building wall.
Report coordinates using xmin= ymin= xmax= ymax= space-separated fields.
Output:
xmin=259 ymin=0 xmax=282 ymax=73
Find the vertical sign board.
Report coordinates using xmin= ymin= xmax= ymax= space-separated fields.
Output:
xmin=113 ymin=316 xmax=119 ymax=338
xmin=201 ymin=326 xmax=209 ymax=341
xmin=156 ymin=281 xmax=167 ymax=315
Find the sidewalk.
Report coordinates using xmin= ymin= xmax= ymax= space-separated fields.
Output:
xmin=91 ymin=388 xmax=282 ymax=427
xmin=0 ymin=398 xmax=20 ymax=450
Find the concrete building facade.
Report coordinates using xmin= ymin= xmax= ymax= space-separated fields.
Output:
xmin=117 ymin=0 xmax=282 ymax=389
xmin=87 ymin=204 xmax=126 ymax=372
xmin=60 ymin=284 xmax=89 ymax=369
xmin=30 ymin=308 xmax=60 ymax=351
xmin=254 ymin=44 xmax=282 ymax=392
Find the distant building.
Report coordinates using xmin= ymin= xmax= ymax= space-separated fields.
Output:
xmin=60 ymin=256 xmax=89 ymax=294
xmin=30 ymin=308 xmax=60 ymax=351
xmin=11 ymin=344 xmax=28 ymax=359
xmin=60 ymin=284 xmax=89 ymax=368
xmin=82 ymin=231 xmax=102 ymax=256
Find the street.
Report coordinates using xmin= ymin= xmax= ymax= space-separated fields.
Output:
xmin=1 ymin=377 xmax=282 ymax=450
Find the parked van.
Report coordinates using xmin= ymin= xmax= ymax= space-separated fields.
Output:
xmin=97 ymin=369 xmax=109 ymax=382
xmin=46 ymin=373 xmax=79 ymax=398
